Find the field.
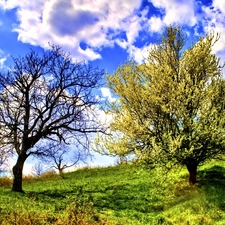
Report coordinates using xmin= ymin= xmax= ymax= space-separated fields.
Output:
xmin=1 ymin=160 xmax=225 ymax=225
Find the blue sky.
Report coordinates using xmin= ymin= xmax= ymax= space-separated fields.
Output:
xmin=0 ymin=0 xmax=225 ymax=172
xmin=1 ymin=0 xmax=224 ymax=73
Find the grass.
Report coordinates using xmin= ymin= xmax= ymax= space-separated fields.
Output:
xmin=1 ymin=161 xmax=225 ymax=224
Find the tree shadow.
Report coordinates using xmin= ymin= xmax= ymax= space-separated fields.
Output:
xmin=198 ymin=165 xmax=225 ymax=184
xmin=89 ymin=182 xmax=162 ymax=213
xmin=198 ymin=165 xmax=225 ymax=210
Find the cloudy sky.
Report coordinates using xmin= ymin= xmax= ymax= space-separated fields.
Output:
xmin=0 ymin=0 xmax=225 ymax=71
xmin=0 ymin=0 xmax=225 ymax=171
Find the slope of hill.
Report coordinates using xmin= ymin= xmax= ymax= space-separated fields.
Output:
xmin=1 ymin=161 xmax=225 ymax=224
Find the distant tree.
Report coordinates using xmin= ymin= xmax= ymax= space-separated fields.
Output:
xmin=0 ymin=150 xmax=8 ymax=174
xmin=96 ymin=26 xmax=225 ymax=185
xmin=43 ymin=143 xmax=87 ymax=176
xmin=32 ymin=162 xmax=46 ymax=177
xmin=0 ymin=45 xmax=104 ymax=192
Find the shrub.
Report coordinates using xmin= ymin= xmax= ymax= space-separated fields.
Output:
xmin=0 ymin=210 xmax=58 ymax=225
xmin=0 ymin=177 xmax=12 ymax=187
xmin=63 ymin=200 xmax=109 ymax=225
xmin=39 ymin=170 xmax=57 ymax=179
xmin=0 ymin=200 xmax=117 ymax=225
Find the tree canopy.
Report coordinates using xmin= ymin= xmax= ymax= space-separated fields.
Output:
xmin=96 ymin=27 xmax=225 ymax=184
xmin=0 ymin=45 xmax=104 ymax=192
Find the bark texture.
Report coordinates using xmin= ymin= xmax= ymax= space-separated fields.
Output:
xmin=12 ymin=155 xmax=27 ymax=192
xmin=187 ymin=164 xmax=197 ymax=185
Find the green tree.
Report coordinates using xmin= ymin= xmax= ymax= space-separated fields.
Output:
xmin=0 ymin=45 xmax=104 ymax=192
xmin=97 ymin=27 xmax=225 ymax=185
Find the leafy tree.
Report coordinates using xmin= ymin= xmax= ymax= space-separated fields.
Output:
xmin=97 ymin=27 xmax=225 ymax=184
xmin=0 ymin=45 xmax=104 ymax=192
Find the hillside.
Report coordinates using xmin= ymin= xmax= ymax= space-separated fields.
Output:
xmin=1 ymin=161 xmax=225 ymax=224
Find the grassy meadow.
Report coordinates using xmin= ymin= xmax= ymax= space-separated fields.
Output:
xmin=1 ymin=161 xmax=225 ymax=224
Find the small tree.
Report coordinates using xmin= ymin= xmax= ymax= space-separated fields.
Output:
xmin=44 ymin=143 xmax=87 ymax=176
xmin=0 ymin=150 xmax=8 ymax=175
xmin=0 ymin=45 xmax=104 ymax=192
xmin=97 ymin=27 xmax=225 ymax=185
xmin=32 ymin=162 xmax=46 ymax=177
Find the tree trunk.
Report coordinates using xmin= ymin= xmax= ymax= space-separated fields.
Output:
xmin=59 ymin=168 xmax=64 ymax=175
xmin=186 ymin=164 xmax=197 ymax=185
xmin=12 ymin=155 xmax=27 ymax=192
xmin=59 ymin=168 xmax=65 ymax=178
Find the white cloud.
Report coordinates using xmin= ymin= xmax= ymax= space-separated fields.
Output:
xmin=149 ymin=0 xmax=197 ymax=26
xmin=127 ymin=43 xmax=154 ymax=64
xmin=201 ymin=2 xmax=225 ymax=63
xmin=0 ymin=49 xmax=8 ymax=69
xmin=141 ymin=0 xmax=225 ymax=65
xmin=1 ymin=0 xmax=225 ymax=66
xmin=148 ymin=16 xmax=164 ymax=33
xmin=0 ymin=0 xmax=142 ymax=61
xmin=213 ymin=0 xmax=225 ymax=14
xmin=100 ymin=87 xmax=117 ymax=102
xmin=115 ymin=39 xmax=128 ymax=49
xmin=144 ymin=0 xmax=198 ymax=35
xmin=124 ymin=14 xmax=143 ymax=45
xmin=0 ymin=57 xmax=6 ymax=68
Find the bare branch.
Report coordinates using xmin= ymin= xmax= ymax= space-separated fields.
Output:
xmin=0 ymin=45 xmax=105 ymax=191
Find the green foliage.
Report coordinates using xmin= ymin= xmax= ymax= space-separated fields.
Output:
xmin=0 ymin=199 xmax=110 ymax=225
xmin=1 ymin=162 xmax=225 ymax=224
xmin=97 ymin=26 xmax=225 ymax=184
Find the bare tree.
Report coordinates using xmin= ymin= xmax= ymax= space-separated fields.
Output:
xmin=32 ymin=162 xmax=46 ymax=177
xmin=0 ymin=150 xmax=8 ymax=174
xmin=0 ymin=45 xmax=104 ymax=192
xmin=43 ymin=143 xmax=87 ymax=176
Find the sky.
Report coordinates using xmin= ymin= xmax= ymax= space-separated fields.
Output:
xmin=0 ymin=0 xmax=225 ymax=174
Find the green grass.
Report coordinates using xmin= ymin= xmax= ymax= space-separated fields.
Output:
xmin=1 ymin=161 xmax=225 ymax=224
